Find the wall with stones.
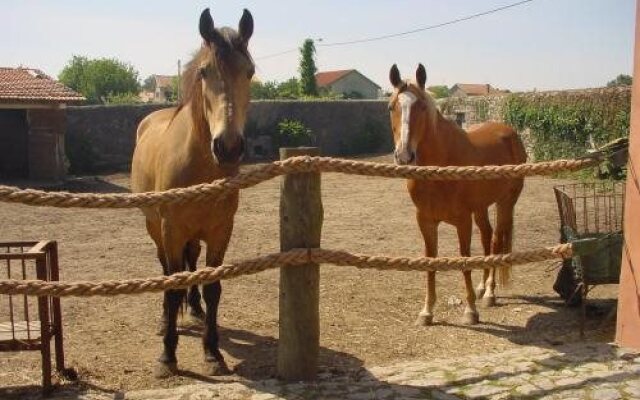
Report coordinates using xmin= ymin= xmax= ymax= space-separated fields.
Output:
xmin=65 ymin=100 xmax=393 ymax=173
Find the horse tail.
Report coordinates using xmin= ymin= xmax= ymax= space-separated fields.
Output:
xmin=496 ymin=179 xmax=523 ymax=287
xmin=495 ymin=127 xmax=526 ymax=286
xmin=497 ymin=219 xmax=514 ymax=287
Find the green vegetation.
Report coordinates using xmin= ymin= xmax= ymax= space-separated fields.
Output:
xmin=274 ymin=119 xmax=314 ymax=147
xmin=503 ymin=89 xmax=630 ymax=179
xmin=299 ymin=39 xmax=318 ymax=97
xmin=428 ymin=85 xmax=450 ymax=99
xmin=606 ymin=74 xmax=632 ymax=87
xmin=59 ymin=56 xmax=140 ymax=104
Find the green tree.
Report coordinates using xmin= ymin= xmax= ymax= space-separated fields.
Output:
xmin=59 ymin=56 xmax=140 ymax=103
xmin=298 ymin=39 xmax=318 ymax=97
xmin=606 ymin=74 xmax=632 ymax=87
xmin=251 ymin=80 xmax=279 ymax=99
xmin=428 ymin=85 xmax=450 ymax=99
xmin=277 ymin=78 xmax=301 ymax=99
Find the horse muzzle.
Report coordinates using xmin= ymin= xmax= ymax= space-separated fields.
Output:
xmin=212 ymin=136 xmax=246 ymax=165
xmin=394 ymin=148 xmax=415 ymax=165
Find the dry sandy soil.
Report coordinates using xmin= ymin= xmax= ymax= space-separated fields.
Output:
xmin=0 ymin=155 xmax=618 ymax=395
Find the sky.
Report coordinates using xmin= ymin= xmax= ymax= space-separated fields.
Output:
xmin=3 ymin=0 xmax=636 ymax=93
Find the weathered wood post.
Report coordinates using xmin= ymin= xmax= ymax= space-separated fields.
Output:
xmin=278 ymin=147 xmax=323 ymax=381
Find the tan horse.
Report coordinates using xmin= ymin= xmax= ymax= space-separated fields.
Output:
xmin=131 ymin=8 xmax=254 ymax=377
xmin=387 ymin=64 xmax=526 ymax=326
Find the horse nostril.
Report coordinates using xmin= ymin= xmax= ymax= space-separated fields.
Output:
xmin=212 ymin=136 xmax=244 ymax=164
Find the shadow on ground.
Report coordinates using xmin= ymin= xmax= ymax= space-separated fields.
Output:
xmin=0 ymin=304 xmax=631 ymax=400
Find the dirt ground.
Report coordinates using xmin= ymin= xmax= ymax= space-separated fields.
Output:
xmin=0 ymin=155 xmax=619 ymax=395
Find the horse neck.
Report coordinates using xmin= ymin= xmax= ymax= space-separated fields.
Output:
xmin=416 ymin=110 xmax=471 ymax=166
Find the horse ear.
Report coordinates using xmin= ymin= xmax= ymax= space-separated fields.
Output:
xmin=416 ymin=63 xmax=427 ymax=90
xmin=389 ymin=64 xmax=402 ymax=88
xmin=199 ymin=8 xmax=215 ymax=43
xmin=239 ymin=9 xmax=254 ymax=43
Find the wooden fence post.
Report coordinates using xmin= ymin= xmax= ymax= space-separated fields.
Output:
xmin=278 ymin=147 xmax=323 ymax=381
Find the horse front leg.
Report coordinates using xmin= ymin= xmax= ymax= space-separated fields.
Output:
xmin=201 ymin=224 xmax=234 ymax=375
xmin=457 ymin=214 xmax=479 ymax=325
xmin=416 ymin=212 xmax=438 ymax=326
xmin=185 ymin=240 xmax=205 ymax=321
xmin=155 ymin=220 xmax=188 ymax=378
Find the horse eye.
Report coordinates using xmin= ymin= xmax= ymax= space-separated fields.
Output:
xmin=199 ymin=66 xmax=207 ymax=78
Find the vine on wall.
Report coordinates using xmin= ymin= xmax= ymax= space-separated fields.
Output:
xmin=502 ymin=88 xmax=631 ymax=162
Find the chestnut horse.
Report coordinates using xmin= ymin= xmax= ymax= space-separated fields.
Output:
xmin=131 ymin=8 xmax=254 ymax=377
xmin=387 ymin=64 xmax=526 ymax=326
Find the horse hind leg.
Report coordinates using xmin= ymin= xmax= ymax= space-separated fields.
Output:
xmin=457 ymin=214 xmax=479 ymax=325
xmin=474 ymin=209 xmax=497 ymax=307
xmin=473 ymin=210 xmax=493 ymax=303
xmin=185 ymin=240 xmax=205 ymax=321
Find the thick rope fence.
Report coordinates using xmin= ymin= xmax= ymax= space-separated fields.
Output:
xmin=0 ymin=156 xmax=600 ymax=209
xmin=0 ymin=152 xmax=615 ymax=298
xmin=0 ymin=244 xmax=572 ymax=297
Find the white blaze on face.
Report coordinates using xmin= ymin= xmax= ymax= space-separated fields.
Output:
xmin=396 ymin=91 xmax=417 ymax=164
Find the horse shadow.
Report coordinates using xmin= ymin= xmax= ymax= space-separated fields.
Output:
xmin=0 ymin=309 xmax=631 ymax=400
xmin=439 ymin=294 xmax=618 ymax=347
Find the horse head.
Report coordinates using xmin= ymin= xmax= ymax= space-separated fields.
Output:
xmin=195 ymin=8 xmax=255 ymax=165
xmin=387 ymin=64 xmax=437 ymax=165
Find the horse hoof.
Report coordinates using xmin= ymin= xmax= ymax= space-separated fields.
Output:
xmin=482 ymin=296 xmax=496 ymax=308
xmin=204 ymin=359 xmax=231 ymax=376
xmin=462 ymin=311 xmax=479 ymax=325
xmin=415 ymin=313 xmax=434 ymax=326
xmin=154 ymin=361 xmax=178 ymax=379
xmin=475 ymin=288 xmax=486 ymax=299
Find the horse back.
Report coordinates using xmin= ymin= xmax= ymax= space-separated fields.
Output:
xmin=466 ymin=122 xmax=527 ymax=166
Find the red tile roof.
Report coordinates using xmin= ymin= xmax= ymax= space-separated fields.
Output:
xmin=0 ymin=67 xmax=85 ymax=103
xmin=315 ymin=69 xmax=354 ymax=87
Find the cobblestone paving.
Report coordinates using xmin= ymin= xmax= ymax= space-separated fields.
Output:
xmin=18 ymin=342 xmax=640 ymax=399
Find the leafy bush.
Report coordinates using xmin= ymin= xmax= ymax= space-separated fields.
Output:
xmin=105 ymin=92 xmax=142 ymax=104
xmin=274 ymin=119 xmax=314 ymax=147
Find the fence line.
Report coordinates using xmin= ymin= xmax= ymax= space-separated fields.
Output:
xmin=0 ymin=156 xmax=600 ymax=209
xmin=0 ymin=244 xmax=572 ymax=297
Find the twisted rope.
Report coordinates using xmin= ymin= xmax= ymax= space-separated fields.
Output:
xmin=0 ymin=244 xmax=572 ymax=297
xmin=0 ymin=156 xmax=599 ymax=209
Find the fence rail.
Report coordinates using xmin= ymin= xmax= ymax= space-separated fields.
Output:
xmin=0 ymin=244 xmax=573 ymax=297
xmin=0 ymin=156 xmax=600 ymax=209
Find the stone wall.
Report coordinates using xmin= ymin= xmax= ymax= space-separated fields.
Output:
xmin=65 ymin=100 xmax=393 ymax=173
xmin=66 ymin=104 xmax=167 ymax=173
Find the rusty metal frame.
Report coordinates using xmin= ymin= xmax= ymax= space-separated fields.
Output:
xmin=0 ymin=241 xmax=65 ymax=394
